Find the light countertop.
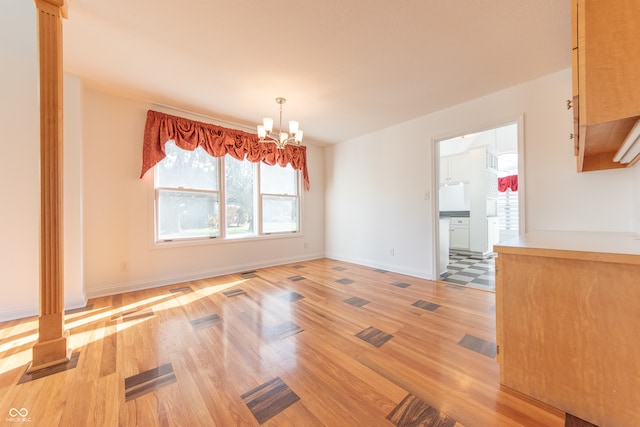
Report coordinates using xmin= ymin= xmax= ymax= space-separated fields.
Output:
xmin=494 ymin=230 xmax=640 ymax=264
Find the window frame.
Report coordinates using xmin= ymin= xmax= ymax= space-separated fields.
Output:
xmin=153 ymin=147 xmax=302 ymax=246
xmin=259 ymin=193 xmax=300 ymax=235
xmin=222 ymin=155 xmax=258 ymax=240
xmin=258 ymin=161 xmax=301 ymax=236
xmin=154 ymin=187 xmax=222 ymax=242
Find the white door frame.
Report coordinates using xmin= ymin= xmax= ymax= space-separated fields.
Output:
xmin=431 ymin=115 xmax=526 ymax=281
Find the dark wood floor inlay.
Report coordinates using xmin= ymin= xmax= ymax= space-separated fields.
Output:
xmin=282 ymin=292 xmax=305 ymax=302
xmin=344 ymin=296 xmax=370 ymax=307
xmin=223 ymin=289 xmax=247 ymax=297
xmin=287 ymin=275 xmax=305 ymax=282
xmin=124 ymin=363 xmax=176 ymax=401
xmin=356 ymin=327 xmax=394 ymax=348
xmin=374 ymin=268 xmax=389 ymax=273
xmin=169 ymin=285 xmax=193 ymax=293
xmin=565 ymin=413 xmax=599 ymax=427
xmin=457 ymin=334 xmax=497 ymax=358
xmin=292 ymin=264 xmax=306 ymax=269
xmin=332 ymin=266 xmax=347 ymax=271
xmin=121 ymin=307 xmax=154 ymax=322
xmin=18 ymin=352 xmax=81 ymax=384
xmin=241 ymin=376 xmax=300 ymax=424
xmin=266 ymin=321 xmax=304 ymax=341
xmin=336 ymin=278 xmax=355 ymax=285
xmin=65 ymin=304 xmax=94 ymax=315
xmin=241 ymin=271 xmax=258 ymax=278
xmin=190 ymin=313 xmax=222 ymax=330
xmin=387 ymin=394 xmax=461 ymax=427
xmin=412 ymin=300 xmax=441 ymax=312
xmin=391 ymin=282 xmax=411 ymax=289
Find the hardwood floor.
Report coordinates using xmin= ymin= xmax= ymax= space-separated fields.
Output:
xmin=0 ymin=258 xmax=568 ymax=426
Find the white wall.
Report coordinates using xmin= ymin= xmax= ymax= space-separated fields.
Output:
xmin=325 ymin=69 xmax=635 ymax=280
xmin=325 ymin=124 xmax=433 ymax=278
xmin=64 ymin=74 xmax=87 ymax=310
xmin=0 ymin=0 xmax=40 ymax=320
xmin=81 ymin=88 xmax=325 ymax=298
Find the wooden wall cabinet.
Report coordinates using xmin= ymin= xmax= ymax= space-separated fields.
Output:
xmin=495 ymin=231 xmax=640 ymax=427
xmin=572 ymin=0 xmax=640 ymax=172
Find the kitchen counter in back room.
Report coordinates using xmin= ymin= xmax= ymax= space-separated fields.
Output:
xmin=439 ymin=211 xmax=470 ymax=217
xmin=494 ymin=230 xmax=640 ymax=427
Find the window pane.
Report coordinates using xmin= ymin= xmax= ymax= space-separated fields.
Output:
xmin=225 ymin=156 xmax=256 ymax=238
xmin=260 ymin=163 xmax=297 ymax=195
xmin=157 ymin=190 xmax=219 ymax=240
xmin=262 ymin=195 xmax=298 ymax=233
xmin=156 ymin=141 xmax=218 ymax=190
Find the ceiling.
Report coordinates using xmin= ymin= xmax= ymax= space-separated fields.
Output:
xmin=63 ymin=0 xmax=571 ymax=145
xmin=440 ymin=123 xmax=517 ymax=157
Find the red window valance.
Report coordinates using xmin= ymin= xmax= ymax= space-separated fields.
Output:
xmin=139 ymin=110 xmax=310 ymax=190
xmin=498 ymin=174 xmax=518 ymax=192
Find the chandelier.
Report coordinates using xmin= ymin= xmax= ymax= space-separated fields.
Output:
xmin=257 ymin=97 xmax=303 ymax=149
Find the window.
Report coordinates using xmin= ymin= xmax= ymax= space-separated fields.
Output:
xmin=497 ymin=152 xmax=519 ymax=240
xmin=154 ymin=141 xmax=300 ymax=243
xmin=260 ymin=162 xmax=299 ymax=234
xmin=155 ymin=142 xmax=219 ymax=240
xmin=225 ymin=155 xmax=256 ymax=239
xmin=497 ymin=190 xmax=519 ymax=233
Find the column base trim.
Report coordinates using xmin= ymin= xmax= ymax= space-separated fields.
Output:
xmin=29 ymin=331 xmax=71 ymax=373
xmin=19 ymin=351 xmax=80 ymax=384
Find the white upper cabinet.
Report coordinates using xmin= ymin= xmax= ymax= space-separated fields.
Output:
xmin=440 ymin=153 xmax=471 ymax=184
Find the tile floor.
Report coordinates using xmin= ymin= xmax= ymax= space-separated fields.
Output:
xmin=440 ymin=252 xmax=496 ymax=291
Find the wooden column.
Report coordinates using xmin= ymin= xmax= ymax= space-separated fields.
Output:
xmin=30 ymin=0 xmax=70 ymax=372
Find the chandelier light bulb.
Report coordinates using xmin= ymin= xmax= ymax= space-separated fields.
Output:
xmin=289 ymin=120 xmax=299 ymax=135
xmin=263 ymin=117 xmax=274 ymax=133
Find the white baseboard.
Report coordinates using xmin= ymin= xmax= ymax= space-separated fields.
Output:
xmin=86 ymin=253 xmax=324 ymax=299
xmin=324 ymin=252 xmax=432 ymax=280
xmin=0 ymin=304 xmax=38 ymax=323
xmin=0 ymin=254 xmax=324 ymax=322
xmin=65 ymin=294 xmax=88 ymax=312
xmin=0 ymin=293 xmax=90 ymax=322
xmin=0 ymin=253 xmax=432 ymax=322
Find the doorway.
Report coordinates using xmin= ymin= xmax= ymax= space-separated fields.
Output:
xmin=435 ymin=121 xmax=522 ymax=291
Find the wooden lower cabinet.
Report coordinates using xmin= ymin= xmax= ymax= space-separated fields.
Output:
xmin=495 ymin=232 xmax=640 ymax=427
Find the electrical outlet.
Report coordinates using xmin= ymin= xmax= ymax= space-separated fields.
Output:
xmin=389 ymin=248 xmax=395 ymax=256
xmin=120 ymin=261 xmax=129 ymax=272
xmin=304 ymin=242 xmax=309 ymax=249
